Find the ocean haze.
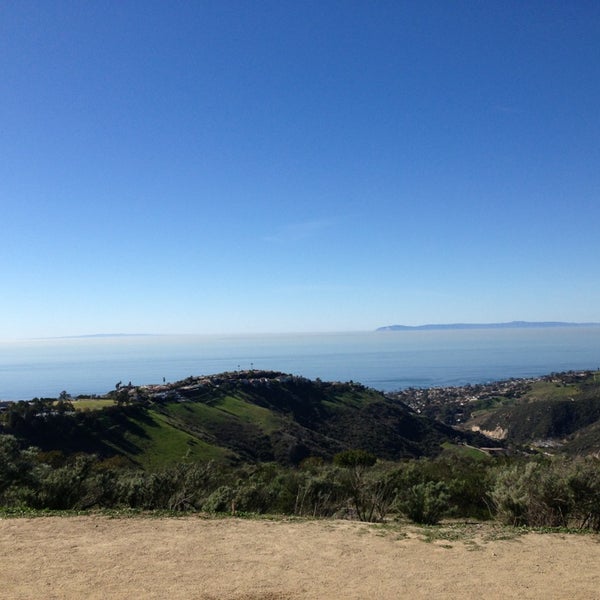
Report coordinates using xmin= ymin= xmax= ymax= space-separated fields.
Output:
xmin=1 ymin=327 xmax=600 ymax=401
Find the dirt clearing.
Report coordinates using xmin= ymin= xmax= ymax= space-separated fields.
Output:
xmin=1 ymin=516 xmax=599 ymax=599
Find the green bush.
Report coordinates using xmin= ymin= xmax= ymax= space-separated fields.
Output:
xmin=491 ymin=460 xmax=574 ymax=527
xmin=395 ymin=481 xmax=450 ymax=524
xmin=293 ymin=467 xmax=346 ymax=517
xmin=333 ymin=451 xmax=391 ymax=522
xmin=333 ymin=449 xmax=377 ymax=469
xmin=568 ymin=458 xmax=600 ymax=531
xmin=203 ymin=485 xmax=236 ymax=513
xmin=384 ymin=456 xmax=493 ymax=520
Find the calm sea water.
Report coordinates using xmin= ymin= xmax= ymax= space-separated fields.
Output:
xmin=1 ymin=328 xmax=600 ymax=400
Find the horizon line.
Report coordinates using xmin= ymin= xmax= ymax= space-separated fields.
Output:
xmin=2 ymin=319 xmax=598 ymax=341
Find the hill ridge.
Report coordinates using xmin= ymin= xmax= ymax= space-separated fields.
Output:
xmin=0 ymin=370 xmax=496 ymax=469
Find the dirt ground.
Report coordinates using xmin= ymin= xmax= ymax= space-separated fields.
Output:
xmin=1 ymin=516 xmax=600 ymax=599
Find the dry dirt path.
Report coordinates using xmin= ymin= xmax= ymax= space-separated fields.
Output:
xmin=1 ymin=516 xmax=600 ymax=599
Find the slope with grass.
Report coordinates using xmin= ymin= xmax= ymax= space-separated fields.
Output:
xmin=0 ymin=372 xmax=496 ymax=469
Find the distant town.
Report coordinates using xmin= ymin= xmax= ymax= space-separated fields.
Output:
xmin=388 ymin=370 xmax=595 ymax=426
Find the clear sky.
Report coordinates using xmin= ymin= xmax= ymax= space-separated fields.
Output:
xmin=2 ymin=1 xmax=599 ymax=338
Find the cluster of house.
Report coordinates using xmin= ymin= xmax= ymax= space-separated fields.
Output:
xmin=131 ymin=371 xmax=311 ymax=402
xmin=389 ymin=370 xmax=596 ymax=428
xmin=390 ymin=377 xmax=537 ymax=418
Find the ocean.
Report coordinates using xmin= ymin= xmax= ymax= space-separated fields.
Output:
xmin=1 ymin=327 xmax=600 ymax=400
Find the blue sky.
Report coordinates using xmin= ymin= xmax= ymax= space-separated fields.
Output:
xmin=2 ymin=1 xmax=599 ymax=338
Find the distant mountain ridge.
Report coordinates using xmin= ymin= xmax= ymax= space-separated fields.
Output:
xmin=376 ymin=321 xmax=600 ymax=332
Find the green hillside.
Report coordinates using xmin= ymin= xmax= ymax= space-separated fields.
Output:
xmin=0 ymin=371 xmax=495 ymax=469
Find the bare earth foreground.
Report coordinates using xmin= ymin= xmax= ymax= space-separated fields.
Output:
xmin=2 ymin=516 xmax=600 ymax=599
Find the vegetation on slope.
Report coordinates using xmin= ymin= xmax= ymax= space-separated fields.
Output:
xmin=392 ymin=370 xmax=600 ymax=454
xmin=474 ymin=376 xmax=600 ymax=450
xmin=1 ymin=371 xmax=600 ymax=530
xmin=0 ymin=371 xmax=495 ymax=469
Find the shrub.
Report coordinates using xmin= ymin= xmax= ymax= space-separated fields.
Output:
xmin=395 ymin=481 xmax=450 ymax=525
xmin=491 ymin=460 xmax=574 ymax=527
xmin=333 ymin=449 xmax=377 ymax=469
xmin=293 ymin=467 xmax=346 ymax=517
xmin=568 ymin=458 xmax=600 ymax=531
xmin=333 ymin=450 xmax=388 ymax=522
xmin=203 ymin=485 xmax=236 ymax=513
xmin=490 ymin=463 xmax=530 ymax=526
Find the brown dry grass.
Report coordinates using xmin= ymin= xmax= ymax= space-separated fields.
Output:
xmin=1 ymin=515 xmax=600 ymax=599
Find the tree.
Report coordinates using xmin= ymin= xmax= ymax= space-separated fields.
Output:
xmin=115 ymin=388 xmax=131 ymax=405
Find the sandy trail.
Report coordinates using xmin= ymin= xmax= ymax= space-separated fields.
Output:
xmin=1 ymin=516 xmax=599 ymax=599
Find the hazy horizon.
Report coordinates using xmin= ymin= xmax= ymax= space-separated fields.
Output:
xmin=1 ymin=319 xmax=598 ymax=344
xmin=3 ymin=327 xmax=600 ymax=400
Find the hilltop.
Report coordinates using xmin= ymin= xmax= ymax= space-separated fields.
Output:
xmin=0 ymin=370 xmax=495 ymax=470
xmin=5 ymin=369 xmax=600 ymax=464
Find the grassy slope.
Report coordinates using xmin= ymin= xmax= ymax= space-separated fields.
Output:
xmin=115 ymin=409 xmax=232 ymax=470
xmin=3 ymin=375 xmax=499 ymax=469
xmin=468 ymin=381 xmax=580 ymax=423
xmin=100 ymin=389 xmax=288 ymax=468
xmin=522 ymin=381 xmax=581 ymax=403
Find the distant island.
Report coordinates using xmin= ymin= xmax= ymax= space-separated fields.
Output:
xmin=376 ymin=321 xmax=600 ymax=331
xmin=45 ymin=333 xmax=157 ymax=339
